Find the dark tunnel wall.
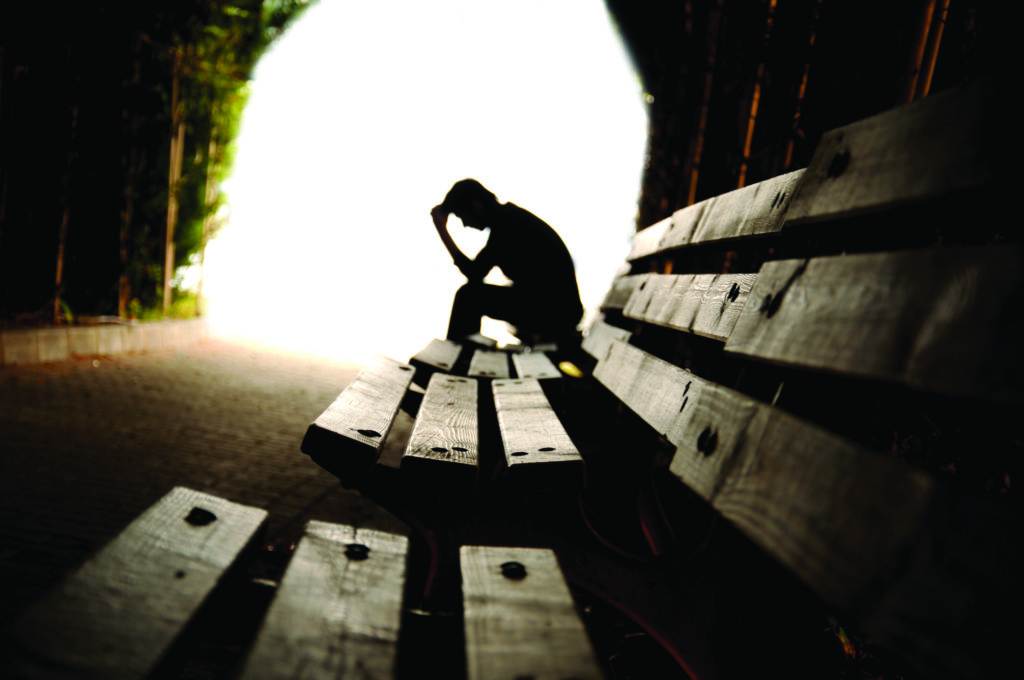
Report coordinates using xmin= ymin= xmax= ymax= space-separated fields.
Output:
xmin=604 ymin=0 xmax=1001 ymax=230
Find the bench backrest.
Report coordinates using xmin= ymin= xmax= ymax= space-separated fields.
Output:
xmin=587 ymin=81 xmax=1011 ymax=679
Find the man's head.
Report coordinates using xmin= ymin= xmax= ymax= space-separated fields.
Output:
xmin=441 ymin=179 xmax=498 ymax=230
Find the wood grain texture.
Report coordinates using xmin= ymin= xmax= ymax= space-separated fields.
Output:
xmin=402 ymin=373 xmax=479 ymax=471
xmin=600 ymin=274 xmax=647 ymax=312
xmin=660 ymin=381 xmax=1006 ymax=676
xmin=409 ymin=338 xmax=463 ymax=372
xmin=623 ymin=273 xmax=758 ymax=341
xmin=10 ymin=487 xmax=267 ymax=680
xmin=468 ymin=350 xmax=510 ymax=379
xmin=593 ymin=339 xmax=705 ymax=446
xmin=492 ymin=379 xmax=582 ymax=473
xmin=660 ymin=170 xmax=805 ymax=252
xmin=725 ymin=246 xmax=1024 ymax=402
xmin=626 ymin=215 xmax=671 ymax=261
xmin=785 ymin=82 xmax=991 ymax=224
xmin=511 ymin=351 xmax=561 ymax=380
xmin=239 ymin=521 xmax=408 ymax=680
xmin=581 ymin=318 xmax=632 ymax=360
xmin=301 ymin=357 xmax=415 ymax=473
xmin=669 ymin=383 xmax=934 ymax=608
xmin=691 ymin=273 xmax=759 ymax=340
xmin=461 ymin=546 xmax=602 ymax=680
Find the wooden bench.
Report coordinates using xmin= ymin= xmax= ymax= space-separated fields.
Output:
xmin=298 ymin=81 xmax=1012 ymax=678
xmin=5 ymin=486 xmax=601 ymax=679
xmin=7 ymin=82 xmax=1010 ymax=679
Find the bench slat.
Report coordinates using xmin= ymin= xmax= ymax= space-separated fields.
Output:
xmin=410 ymin=338 xmax=462 ymax=373
xmin=669 ymin=382 xmax=934 ymax=608
xmin=600 ymin=274 xmax=647 ymax=312
xmin=468 ymin=349 xmax=510 ymax=379
xmin=663 ymin=380 xmax=1003 ymax=675
xmin=239 ymin=521 xmax=408 ymax=680
xmin=593 ymin=339 xmax=703 ymax=445
xmin=301 ymin=358 xmax=415 ymax=476
xmin=11 ymin=487 xmax=267 ymax=679
xmin=726 ymin=246 xmax=1023 ymax=402
xmin=402 ymin=373 xmax=479 ymax=473
xmin=627 ymin=170 xmax=805 ymax=260
xmin=623 ymin=272 xmax=758 ymax=341
xmin=461 ymin=545 xmax=602 ymax=680
xmin=493 ymin=379 xmax=582 ymax=476
xmin=785 ymin=82 xmax=991 ymax=225
xmin=627 ymin=216 xmax=671 ymax=261
xmin=581 ymin=318 xmax=632 ymax=360
xmin=511 ymin=351 xmax=561 ymax=379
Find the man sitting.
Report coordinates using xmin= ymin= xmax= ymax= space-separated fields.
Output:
xmin=430 ymin=179 xmax=583 ymax=347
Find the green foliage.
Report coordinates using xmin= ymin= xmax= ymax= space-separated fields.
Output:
xmin=131 ymin=291 xmax=200 ymax=321
xmin=128 ymin=1 xmax=315 ymax=316
xmin=170 ymin=1 xmax=314 ymax=272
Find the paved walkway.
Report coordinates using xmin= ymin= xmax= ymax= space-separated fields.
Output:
xmin=0 ymin=338 xmax=378 ymax=618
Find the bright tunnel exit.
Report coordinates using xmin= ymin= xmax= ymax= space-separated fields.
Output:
xmin=204 ymin=0 xmax=648 ymax=365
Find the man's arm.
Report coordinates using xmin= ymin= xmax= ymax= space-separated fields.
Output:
xmin=430 ymin=206 xmax=490 ymax=281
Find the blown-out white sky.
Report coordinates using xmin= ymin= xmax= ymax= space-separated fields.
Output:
xmin=203 ymin=0 xmax=647 ymax=364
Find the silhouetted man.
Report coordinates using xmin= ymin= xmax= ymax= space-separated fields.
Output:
xmin=431 ymin=179 xmax=583 ymax=346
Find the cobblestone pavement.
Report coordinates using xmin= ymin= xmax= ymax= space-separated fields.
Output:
xmin=0 ymin=338 xmax=385 ymax=619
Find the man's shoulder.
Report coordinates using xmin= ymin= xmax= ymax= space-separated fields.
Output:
xmin=500 ymin=202 xmax=553 ymax=232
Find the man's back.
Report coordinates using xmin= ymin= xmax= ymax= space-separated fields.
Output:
xmin=484 ymin=203 xmax=580 ymax=306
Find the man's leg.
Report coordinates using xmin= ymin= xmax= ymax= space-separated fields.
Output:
xmin=446 ymin=283 xmax=518 ymax=340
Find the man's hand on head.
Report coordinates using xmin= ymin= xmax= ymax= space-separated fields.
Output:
xmin=430 ymin=205 xmax=448 ymax=231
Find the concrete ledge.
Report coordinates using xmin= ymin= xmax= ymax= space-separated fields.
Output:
xmin=1 ymin=318 xmax=208 ymax=367
xmin=1 ymin=330 xmax=38 ymax=366
xmin=37 ymin=328 xmax=70 ymax=363
xmin=68 ymin=326 xmax=100 ymax=357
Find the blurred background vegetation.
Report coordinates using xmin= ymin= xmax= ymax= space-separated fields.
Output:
xmin=0 ymin=0 xmax=1000 ymax=327
xmin=0 ymin=1 xmax=312 ymax=325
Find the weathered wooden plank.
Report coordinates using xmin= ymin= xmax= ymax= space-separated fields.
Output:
xmin=581 ymin=318 xmax=632 ymax=360
xmin=301 ymin=357 xmax=415 ymax=477
xmin=725 ymin=246 xmax=1024 ymax=402
xmin=626 ymin=215 xmax=671 ymax=261
xmin=468 ymin=349 xmax=510 ymax=379
xmin=239 ymin=521 xmax=408 ymax=680
xmin=662 ymin=380 xmax=1009 ymax=675
xmin=785 ymin=82 xmax=992 ymax=224
xmin=493 ymin=379 xmax=582 ymax=477
xmin=593 ymin=339 xmax=705 ymax=445
xmin=461 ymin=545 xmax=602 ymax=680
xmin=10 ymin=487 xmax=267 ymax=679
xmin=690 ymin=273 xmax=759 ymax=340
xmin=511 ymin=351 xmax=561 ymax=379
xmin=623 ymin=273 xmax=704 ymax=330
xmin=661 ymin=170 xmax=806 ymax=252
xmin=623 ymin=273 xmax=757 ymax=342
xmin=669 ymin=382 xmax=934 ymax=609
xmin=600 ymin=274 xmax=647 ymax=312
xmin=409 ymin=338 xmax=462 ymax=373
xmin=402 ymin=373 xmax=479 ymax=473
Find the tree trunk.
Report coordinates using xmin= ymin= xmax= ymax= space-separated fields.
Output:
xmin=54 ymin=103 xmax=79 ymax=325
xmin=163 ymin=47 xmax=185 ymax=315
xmin=904 ymin=0 xmax=938 ymax=103
xmin=119 ymin=47 xmax=142 ymax=318
xmin=197 ymin=133 xmax=218 ymax=314
xmin=683 ymin=1 xmax=723 ymax=205
xmin=737 ymin=0 xmax=778 ymax=188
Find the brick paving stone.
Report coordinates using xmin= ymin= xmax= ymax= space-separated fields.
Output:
xmin=0 ymin=338 xmax=398 ymax=619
